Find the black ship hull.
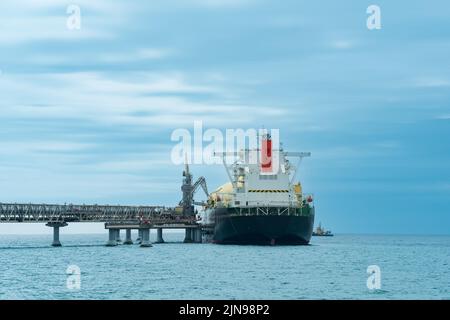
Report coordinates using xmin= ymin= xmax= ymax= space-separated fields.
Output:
xmin=211 ymin=208 xmax=315 ymax=245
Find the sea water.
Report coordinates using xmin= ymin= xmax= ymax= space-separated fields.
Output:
xmin=0 ymin=233 xmax=448 ymax=299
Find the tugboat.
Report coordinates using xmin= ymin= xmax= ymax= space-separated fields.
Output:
xmin=199 ymin=132 xmax=315 ymax=245
xmin=312 ymin=222 xmax=334 ymax=236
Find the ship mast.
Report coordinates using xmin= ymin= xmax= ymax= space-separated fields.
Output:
xmin=284 ymin=152 xmax=311 ymax=183
xmin=214 ymin=145 xmax=311 ymax=187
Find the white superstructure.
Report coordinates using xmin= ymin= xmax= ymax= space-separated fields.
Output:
xmin=208 ymin=134 xmax=312 ymax=209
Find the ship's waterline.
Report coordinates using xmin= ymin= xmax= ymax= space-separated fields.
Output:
xmin=211 ymin=210 xmax=315 ymax=245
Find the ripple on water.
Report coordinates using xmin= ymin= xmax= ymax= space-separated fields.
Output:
xmin=0 ymin=233 xmax=448 ymax=299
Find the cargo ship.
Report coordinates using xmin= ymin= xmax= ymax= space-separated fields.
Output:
xmin=199 ymin=133 xmax=315 ymax=245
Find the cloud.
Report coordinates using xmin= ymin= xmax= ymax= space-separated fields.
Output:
xmin=27 ymin=48 xmax=173 ymax=66
xmin=373 ymin=141 xmax=400 ymax=149
xmin=0 ymin=71 xmax=288 ymax=127
xmin=189 ymin=0 xmax=258 ymax=8
xmin=0 ymin=0 xmax=129 ymax=45
xmin=0 ymin=17 xmax=115 ymax=45
xmin=0 ymin=166 xmax=178 ymax=203
xmin=413 ymin=77 xmax=450 ymax=88
xmin=0 ymin=141 xmax=94 ymax=154
xmin=98 ymin=48 xmax=173 ymax=63
xmin=330 ymin=40 xmax=354 ymax=50
xmin=96 ymin=158 xmax=172 ymax=172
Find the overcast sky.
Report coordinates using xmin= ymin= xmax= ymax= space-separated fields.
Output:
xmin=0 ymin=0 xmax=449 ymax=235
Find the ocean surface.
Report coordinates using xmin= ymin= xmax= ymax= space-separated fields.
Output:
xmin=0 ymin=233 xmax=448 ymax=300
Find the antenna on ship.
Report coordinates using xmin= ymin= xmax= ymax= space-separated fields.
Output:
xmin=285 ymin=151 xmax=311 ymax=184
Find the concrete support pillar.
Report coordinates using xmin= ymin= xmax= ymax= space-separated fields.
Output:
xmin=155 ymin=228 xmax=164 ymax=243
xmin=198 ymin=229 xmax=203 ymax=243
xmin=140 ymin=228 xmax=152 ymax=247
xmin=194 ymin=228 xmax=202 ymax=243
xmin=46 ymin=221 xmax=68 ymax=247
xmin=136 ymin=229 xmax=143 ymax=243
xmin=184 ymin=228 xmax=193 ymax=243
xmin=123 ymin=229 xmax=133 ymax=245
xmin=106 ymin=228 xmax=118 ymax=247
xmin=53 ymin=226 xmax=61 ymax=247
xmin=193 ymin=228 xmax=197 ymax=243
xmin=116 ymin=229 xmax=122 ymax=243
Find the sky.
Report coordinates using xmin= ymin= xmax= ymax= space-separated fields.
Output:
xmin=0 ymin=0 xmax=449 ymax=235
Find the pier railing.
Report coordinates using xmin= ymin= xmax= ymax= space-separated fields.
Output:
xmin=0 ymin=203 xmax=190 ymax=223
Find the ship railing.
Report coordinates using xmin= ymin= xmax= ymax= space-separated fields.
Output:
xmin=229 ymin=205 xmax=313 ymax=217
xmin=237 ymin=200 xmax=305 ymax=208
xmin=302 ymin=193 xmax=315 ymax=202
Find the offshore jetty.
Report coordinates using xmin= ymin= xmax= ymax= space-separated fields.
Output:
xmin=0 ymin=163 xmax=208 ymax=247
